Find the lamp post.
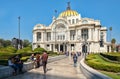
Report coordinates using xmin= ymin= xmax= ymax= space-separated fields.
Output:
xmin=84 ymin=34 xmax=87 ymax=59
xmin=18 ymin=16 xmax=21 ymax=49
xmin=54 ymin=10 xmax=57 ymax=52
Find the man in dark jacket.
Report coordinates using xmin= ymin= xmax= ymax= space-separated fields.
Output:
xmin=41 ymin=52 xmax=48 ymax=74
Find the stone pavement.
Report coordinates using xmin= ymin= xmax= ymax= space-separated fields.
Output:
xmin=5 ymin=57 xmax=86 ymax=79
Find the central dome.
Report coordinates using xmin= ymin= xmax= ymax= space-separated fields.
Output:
xmin=59 ymin=2 xmax=79 ymax=17
xmin=59 ymin=10 xmax=79 ymax=17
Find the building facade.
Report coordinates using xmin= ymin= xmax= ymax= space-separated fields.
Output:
xmin=33 ymin=3 xmax=111 ymax=53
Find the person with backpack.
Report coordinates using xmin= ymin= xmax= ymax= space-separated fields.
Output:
xmin=73 ymin=52 xmax=78 ymax=67
xmin=41 ymin=52 xmax=48 ymax=74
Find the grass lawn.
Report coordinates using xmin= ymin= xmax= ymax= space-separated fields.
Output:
xmin=100 ymin=70 xmax=120 ymax=79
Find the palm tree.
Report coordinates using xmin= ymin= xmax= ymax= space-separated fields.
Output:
xmin=111 ymin=38 xmax=116 ymax=52
xmin=109 ymin=27 xmax=112 ymax=41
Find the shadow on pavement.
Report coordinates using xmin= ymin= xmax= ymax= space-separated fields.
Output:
xmin=5 ymin=71 xmax=79 ymax=79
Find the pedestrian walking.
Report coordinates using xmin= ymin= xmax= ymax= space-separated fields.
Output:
xmin=73 ymin=53 xmax=78 ymax=67
xmin=35 ymin=54 xmax=40 ymax=68
xmin=41 ymin=52 xmax=48 ymax=74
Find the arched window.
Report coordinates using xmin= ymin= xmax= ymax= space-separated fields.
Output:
xmin=54 ymin=23 xmax=67 ymax=41
xmin=82 ymin=20 xmax=88 ymax=24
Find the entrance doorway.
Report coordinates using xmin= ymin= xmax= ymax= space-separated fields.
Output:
xmin=60 ymin=44 xmax=63 ymax=52
xmin=82 ymin=45 xmax=87 ymax=53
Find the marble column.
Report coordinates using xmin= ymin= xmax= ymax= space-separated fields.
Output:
xmin=59 ymin=44 xmax=60 ymax=52
xmin=68 ymin=30 xmax=70 ymax=41
xmin=63 ymin=43 xmax=65 ymax=52
xmin=34 ymin=32 xmax=37 ymax=42
xmin=41 ymin=32 xmax=44 ymax=42
xmin=91 ymin=29 xmax=93 ymax=40
xmin=89 ymin=29 xmax=92 ymax=41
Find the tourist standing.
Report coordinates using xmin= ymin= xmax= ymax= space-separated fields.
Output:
xmin=41 ymin=52 xmax=48 ymax=74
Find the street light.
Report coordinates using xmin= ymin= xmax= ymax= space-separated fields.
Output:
xmin=18 ymin=16 xmax=21 ymax=49
xmin=54 ymin=10 xmax=57 ymax=52
xmin=84 ymin=34 xmax=87 ymax=58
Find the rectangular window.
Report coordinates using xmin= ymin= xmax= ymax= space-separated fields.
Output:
xmin=69 ymin=20 xmax=71 ymax=24
xmin=72 ymin=19 xmax=75 ymax=24
xmin=37 ymin=32 xmax=41 ymax=41
xmin=63 ymin=35 xmax=65 ymax=40
xmin=70 ymin=30 xmax=75 ymax=40
xmin=47 ymin=32 xmax=51 ymax=41
xmin=81 ymin=29 xmax=88 ymax=40
xmin=76 ymin=19 xmax=79 ymax=23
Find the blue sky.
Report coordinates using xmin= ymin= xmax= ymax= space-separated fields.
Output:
xmin=0 ymin=0 xmax=120 ymax=43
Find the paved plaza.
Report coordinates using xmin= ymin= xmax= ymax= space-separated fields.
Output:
xmin=5 ymin=57 xmax=86 ymax=79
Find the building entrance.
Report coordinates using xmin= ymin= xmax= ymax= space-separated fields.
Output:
xmin=82 ymin=45 xmax=87 ymax=53
xmin=60 ymin=44 xmax=63 ymax=52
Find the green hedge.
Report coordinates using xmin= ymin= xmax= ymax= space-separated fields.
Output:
xmin=0 ymin=53 xmax=20 ymax=59
xmin=33 ymin=48 xmax=46 ymax=54
xmin=16 ymin=47 xmax=33 ymax=53
xmin=100 ymin=53 xmax=120 ymax=62
xmin=21 ymin=56 xmax=30 ymax=62
xmin=0 ymin=46 xmax=17 ymax=53
xmin=0 ymin=59 xmax=8 ymax=66
xmin=86 ymin=54 xmax=120 ymax=72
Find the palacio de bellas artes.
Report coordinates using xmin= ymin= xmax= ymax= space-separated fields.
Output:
xmin=32 ymin=3 xmax=111 ymax=53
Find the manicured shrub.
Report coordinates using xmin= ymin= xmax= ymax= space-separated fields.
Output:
xmin=21 ymin=56 xmax=30 ymax=62
xmin=16 ymin=47 xmax=33 ymax=53
xmin=100 ymin=53 xmax=120 ymax=62
xmin=33 ymin=48 xmax=46 ymax=54
xmin=0 ymin=53 xmax=20 ymax=59
xmin=0 ymin=46 xmax=17 ymax=53
xmin=86 ymin=54 xmax=120 ymax=72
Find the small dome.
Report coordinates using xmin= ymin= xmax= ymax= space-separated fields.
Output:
xmin=59 ymin=10 xmax=79 ymax=17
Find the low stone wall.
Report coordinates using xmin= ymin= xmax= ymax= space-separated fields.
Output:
xmin=0 ymin=55 xmax=66 ymax=79
xmin=80 ymin=58 xmax=112 ymax=79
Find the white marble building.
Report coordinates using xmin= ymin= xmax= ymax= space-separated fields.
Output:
xmin=33 ymin=3 xmax=111 ymax=53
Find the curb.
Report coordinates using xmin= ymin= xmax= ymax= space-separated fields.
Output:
xmin=80 ymin=58 xmax=112 ymax=79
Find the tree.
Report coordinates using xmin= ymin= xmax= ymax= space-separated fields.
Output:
xmin=0 ymin=38 xmax=4 ymax=47
xmin=23 ymin=39 xmax=31 ymax=47
xmin=111 ymin=38 xmax=116 ymax=52
xmin=4 ymin=40 xmax=11 ymax=47
xmin=109 ymin=27 xmax=112 ymax=41
xmin=0 ymin=39 xmax=11 ymax=47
